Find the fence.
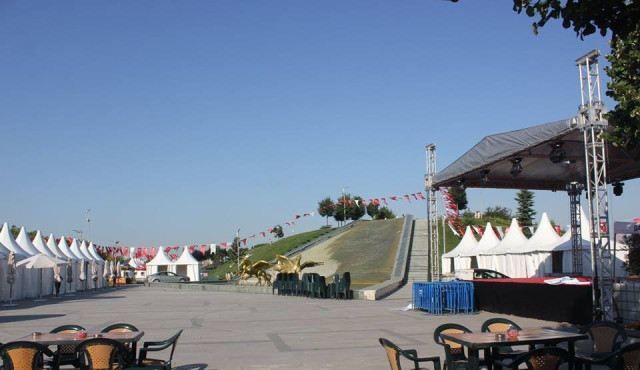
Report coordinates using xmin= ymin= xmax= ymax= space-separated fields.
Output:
xmin=412 ymin=281 xmax=474 ymax=314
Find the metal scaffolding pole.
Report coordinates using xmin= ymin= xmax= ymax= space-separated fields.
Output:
xmin=575 ymin=49 xmax=613 ymax=320
xmin=567 ymin=182 xmax=584 ymax=275
xmin=425 ymin=144 xmax=439 ymax=282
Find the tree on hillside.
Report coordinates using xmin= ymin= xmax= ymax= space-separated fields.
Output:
xmin=227 ymin=236 xmax=246 ymax=272
xmin=515 ymin=189 xmax=536 ymax=235
xmin=317 ymin=197 xmax=335 ymax=227
xmin=623 ymin=234 xmax=640 ymax=276
xmin=350 ymin=196 xmax=366 ymax=221
xmin=333 ymin=193 xmax=365 ymax=225
xmin=366 ymin=202 xmax=379 ymax=219
xmin=512 ymin=0 xmax=640 ymax=152
xmin=449 ymin=186 xmax=468 ymax=211
xmin=272 ymin=225 xmax=284 ymax=239
xmin=376 ymin=207 xmax=396 ymax=220
xmin=484 ymin=206 xmax=513 ymax=220
xmin=333 ymin=193 xmax=350 ymax=226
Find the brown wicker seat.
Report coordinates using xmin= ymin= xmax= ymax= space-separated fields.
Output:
xmin=481 ymin=318 xmax=528 ymax=367
xmin=575 ymin=341 xmax=640 ymax=370
xmin=576 ymin=320 xmax=628 ymax=369
xmin=379 ymin=338 xmax=441 ymax=370
xmin=0 ymin=341 xmax=56 ymax=370
xmin=499 ymin=347 xmax=569 ymax=370
xmin=75 ymin=337 xmax=128 ymax=370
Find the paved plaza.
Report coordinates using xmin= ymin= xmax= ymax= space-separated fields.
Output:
xmin=1 ymin=285 xmax=573 ymax=369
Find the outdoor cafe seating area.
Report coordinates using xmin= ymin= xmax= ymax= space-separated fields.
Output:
xmin=272 ymin=271 xmax=352 ymax=299
xmin=379 ymin=318 xmax=640 ymax=370
xmin=0 ymin=323 xmax=182 ymax=370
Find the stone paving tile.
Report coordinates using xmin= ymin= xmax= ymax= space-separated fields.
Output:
xmin=0 ymin=285 xmax=572 ymax=369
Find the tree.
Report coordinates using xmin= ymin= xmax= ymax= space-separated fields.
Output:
xmin=376 ymin=207 xmax=396 ymax=220
xmin=349 ymin=196 xmax=366 ymax=221
xmin=272 ymin=225 xmax=284 ymax=239
xmin=515 ymin=189 xmax=536 ymax=233
xmin=449 ymin=186 xmax=468 ymax=211
xmin=226 ymin=237 xmax=246 ymax=271
xmin=512 ymin=0 xmax=640 ymax=151
xmin=623 ymin=234 xmax=640 ymax=276
xmin=333 ymin=194 xmax=350 ymax=225
xmin=484 ymin=206 xmax=513 ymax=220
xmin=317 ymin=197 xmax=335 ymax=227
xmin=366 ymin=202 xmax=379 ymax=219
xmin=332 ymin=193 xmax=365 ymax=224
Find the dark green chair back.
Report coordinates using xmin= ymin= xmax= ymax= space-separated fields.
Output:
xmin=75 ymin=337 xmax=128 ymax=370
xmin=434 ymin=323 xmax=473 ymax=370
xmin=101 ymin=323 xmax=139 ymax=333
xmin=506 ymin=347 xmax=569 ymax=370
xmin=50 ymin=324 xmax=86 ymax=368
xmin=481 ymin=318 xmax=522 ymax=333
xmin=138 ymin=329 xmax=183 ymax=370
xmin=379 ymin=337 xmax=441 ymax=370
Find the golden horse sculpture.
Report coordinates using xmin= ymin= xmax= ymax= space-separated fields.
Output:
xmin=274 ymin=254 xmax=324 ymax=274
xmin=237 ymin=256 xmax=273 ymax=286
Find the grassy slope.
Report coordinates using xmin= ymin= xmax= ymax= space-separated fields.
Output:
xmin=205 ymin=227 xmax=334 ymax=279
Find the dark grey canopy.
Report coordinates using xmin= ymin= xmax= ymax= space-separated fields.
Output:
xmin=432 ymin=119 xmax=640 ymax=191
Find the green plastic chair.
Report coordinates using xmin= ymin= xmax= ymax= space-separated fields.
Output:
xmin=137 ymin=329 xmax=183 ymax=370
xmin=75 ymin=337 xmax=129 ymax=370
xmin=434 ymin=323 xmax=484 ymax=370
xmin=101 ymin=323 xmax=140 ymax=333
xmin=499 ymin=347 xmax=569 ymax=370
xmin=379 ymin=338 xmax=441 ymax=370
xmin=481 ymin=318 xmax=527 ymax=365
xmin=576 ymin=341 xmax=640 ymax=370
xmin=49 ymin=324 xmax=86 ymax=368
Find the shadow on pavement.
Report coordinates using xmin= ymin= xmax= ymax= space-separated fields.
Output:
xmin=0 ymin=314 xmax=65 ymax=323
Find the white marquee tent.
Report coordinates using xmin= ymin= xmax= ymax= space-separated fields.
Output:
xmin=441 ymin=226 xmax=478 ymax=274
xmin=146 ymin=247 xmax=174 ymax=275
xmin=32 ymin=231 xmax=56 ymax=257
xmin=174 ymin=246 xmax=200 ymax=282
xmin=479 ymin=218 xmax=529 ymax=277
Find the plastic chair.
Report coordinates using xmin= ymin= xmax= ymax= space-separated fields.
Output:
xmin=499 ymin=347 xmax=569 ymax=370
xmin=434 ymin=323 xmax=481 ymax=370
xmin=578 ymin=321 xmax=628 ymax=358
xmin=338 ymin=272 xmax=351 ymax=299
xmin=575 ymin=340 xmax=640 ymax=370
xmin=137 ymin=329 xmax=183 ymax=370
xmin=0 ymin=341 xmax=56 ymax=370
xmin=49 ymin=324 xmax=86 ymax=368
xmin=75 ymin=337 xmax=129 ymax=370
xmin=328 ymin=274 xmax=340 ymax=299
xmin=379 ymin=338 xmax=441 ymax=370
xmin=101 ymin=323 xmax=140 ymax=333
xmin=481 ymin=318 xmax=527 ymax=365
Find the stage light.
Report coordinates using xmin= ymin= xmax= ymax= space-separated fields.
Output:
xmin=510 ymin=158 xmax=523 ymax=177
xmin=480 ymin=169 xmax=490 ymax=184
xmin=457 ymin=178 xmax=466 ymax=190
xmin=549 ymin=142 xmax=566 ymax=163
xmin=613 ymin=182 xmax=624 ymax=196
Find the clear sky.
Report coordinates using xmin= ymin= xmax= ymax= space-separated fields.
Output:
xmin=1 ymin=1 xmax=636 ymax=248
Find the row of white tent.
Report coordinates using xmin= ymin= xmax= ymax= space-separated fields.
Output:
xmin=0 ymin=222 xmax=200 ymax=302
xmin=442 ymin=209 xmax=631 ymax=278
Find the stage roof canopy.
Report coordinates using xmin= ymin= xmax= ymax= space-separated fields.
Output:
xmin=432 ymin=119 xmax=640 ymax=191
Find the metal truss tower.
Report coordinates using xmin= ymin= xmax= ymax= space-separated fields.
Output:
xmin=567 ymin=182 xmax=583 ymax=275
xmin=425 ymin=144 xmax=439 ymax=282
xmin=575 ymin=49 xmax=613 ymax=320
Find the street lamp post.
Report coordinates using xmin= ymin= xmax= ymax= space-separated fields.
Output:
xmin=342 ymin=186 xmax=350 ymax=227
xmin=236 ymin=228 xmax=241 ymax=274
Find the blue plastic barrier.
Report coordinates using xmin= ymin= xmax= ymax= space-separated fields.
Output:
xmin=412 ymin=281 xmax=474 ymax=314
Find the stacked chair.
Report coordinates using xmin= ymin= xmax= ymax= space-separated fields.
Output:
xmin=273 ymin=272 xmax=351 ymax=299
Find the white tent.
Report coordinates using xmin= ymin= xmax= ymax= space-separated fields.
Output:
xmin=174 ymin=247 xmax=200 ymax=282
xmin=88 ymin=242 xmax=104 ymax=263
xmin=15 ymin=227 xmax=40 ymax=256
xmin=57 ymin=236 xmax=79 ymax=293
xmin=58 ymin=236 xmax=79 ymax=261
xmin=146 ymin=247 xmax=174 ymax=275
xmin=69 ymin=239 xmax=87 ymax=261
xmin=460 ymin=222 xmax=501 ymax=270
xmin=510 ymin=212 xmax=562 ymax=277
xmin=480 ymin=218 xmax=529 ymax=277
xmin=45 ymin=234 xmax=66 ymax=259
xmin=31 ymin=231 xmax=56 ymax=257
xmin=78 ymin=241 xmax=96 ymax=261
xmin=0 ymin=223 xmax=29 ymax=258
xmin=441 ymin=226 xmax=478 ymax=274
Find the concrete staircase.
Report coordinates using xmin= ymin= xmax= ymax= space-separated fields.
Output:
xmin=406 ymin=218 xmax=430 ymax=283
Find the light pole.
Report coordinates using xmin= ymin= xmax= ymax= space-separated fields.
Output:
xmin=73 ymin=229 xmax=83 ymax=241
xmin=342 ymin=185 xmax=350 ymax=227
xmin=236 ymin=228 xmax=241 ymax=274
xmin=86 ymin=209 xmax=91 ymax=241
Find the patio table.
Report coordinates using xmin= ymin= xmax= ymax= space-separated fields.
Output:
xmin=440 ymin=328 xmax=587 ymax=370
xmin=15 ymin=331 xmax=145 ymax=363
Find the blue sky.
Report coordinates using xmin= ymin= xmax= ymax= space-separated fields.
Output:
xmin=1 ymin=1 xmax=636 ymax=247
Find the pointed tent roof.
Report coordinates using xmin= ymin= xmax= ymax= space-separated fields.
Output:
xmin=175 ymin=246 xmax=199 ymax=265
xmin=521 ymin=213 xmax=561 ymax=253
xmin=443 ymin=226 xmax=478 ymax=258
xmin=69 ymin=238 xmax=87 ymax=260
xmin=481 ymin=218 xmax=529 ymax=255
xmin=88 ymin=242 xmax=105 ymax=262
xmin=58 ymin=236 xmax=79 ymax=261
xmin=460 ymin=222 xmax=501 ymax=257
xmin=16 ymin=227 xmax=41 ymax=256
xmin=46 ymin=233 xmax=66 ymax=259
xmin=146 ymin=247 xmax=173 ymax=266
xmin=536 ymin=207 xmax=592 ymax=252
xmin=0 ymin=241 xmax=9 ymax=258
xmin=0 ymin=222 xmax=29 ymax=258
xmin=32 ymin=231 xmax=55 ymax=257
xmin=79 ymin=240 xmax=96 ymax=261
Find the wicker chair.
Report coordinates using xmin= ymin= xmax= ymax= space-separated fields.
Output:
xmin=434 ymin=323 xmax=484 ymax=370
xmin=101 ymin=323 xmax=140 ymax=333
xmin=481 ymin=318 xmax=527 ymax=366
xmin=576 ymin=320 xmax=628 ymax=369
xmin=137 ymin=329 xmax=183 ymax=370
xmin=0 ymin=341 xmax=56 ymax=370
xmin=499 ymin=347 xmax=569 ymax=370
xmin=75 ymin=337 xmax=129 ymax=370
xmin=379 ymin=338 xmax=441 ymax=370
xmin=49 ymin=324 xmax=86 ymax=368
xmin=575 ymin=341 xmax=640 ymax=370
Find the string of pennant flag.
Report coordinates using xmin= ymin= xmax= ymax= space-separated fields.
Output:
xmin=94 ymin=190 xmax=432 ymax=260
